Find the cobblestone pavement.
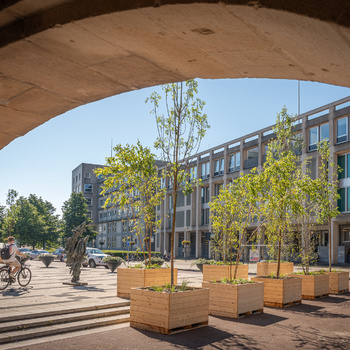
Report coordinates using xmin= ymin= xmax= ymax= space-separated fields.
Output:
xmin=0 ymin=259 xmax=349 ymax=350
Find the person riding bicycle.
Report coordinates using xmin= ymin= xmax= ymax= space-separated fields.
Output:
xmin=2 ymin=236 xmax=26 ymax=280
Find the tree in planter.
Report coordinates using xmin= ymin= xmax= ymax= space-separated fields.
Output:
xmin=95 ymin=141 xmax=165 ymax=267
xmin=210 ymin=171 xmax=265 ymax=280
xmin=261 ymin=108 xmax=306 ymax=278
xmin=313 ymin=140 xmax=340 ymax=272
xmin=147 ymin=79 xmax=209 ymax=286
xmin=292 ymin=170 xmax=320 ymax=274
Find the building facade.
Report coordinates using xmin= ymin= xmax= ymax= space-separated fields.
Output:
xmin=73 ymin=96 xmax=350 ymax=264
xmin=156 ymin=96 xmax=350 ymax=264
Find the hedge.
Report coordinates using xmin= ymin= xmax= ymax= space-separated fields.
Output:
xmin=102 ymin=250 xmax=161 ymax=258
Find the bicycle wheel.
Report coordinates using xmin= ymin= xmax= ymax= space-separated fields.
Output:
xmin=0 ymin=269 xmax=10 ymax=290
xmin=17 ymin=267 xmax=32 ymax=287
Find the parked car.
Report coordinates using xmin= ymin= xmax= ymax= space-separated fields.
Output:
xmin=52 ymin=248 xmax=65 ymax=262
xmin=85 ymin=248 xmax=110 ymax=268
xmin=18 ymin=248 xmax=32 ymax=254
xmin=29 ymin=249 xmax=50 ymax=260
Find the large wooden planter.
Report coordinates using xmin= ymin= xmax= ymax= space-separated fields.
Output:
xmin=202 ymin=281 xmax=264 ymax=318
xmin=117 ymin=267 xmax=177 ymax=298
xmin=293 ymin=273 xmax=329 ymax=299
xmin=327 ymin=271 xmax=349 ymax=294
xmin=256 ymin=262 xmax=294 ymax=277
xmin=203 ymin=264 xmax=248 ymax=282
xmin=130 ymin=287 xmax=209 ymax=334
xmin=252 ymin=276 xmax=302 ymax=308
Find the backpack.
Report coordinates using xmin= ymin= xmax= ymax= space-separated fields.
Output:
xmin=0 ymin=244 xmax=13 ymax=260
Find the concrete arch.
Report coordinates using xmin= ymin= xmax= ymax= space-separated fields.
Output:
xmin=1 ymin=0 xmax=350 ymax=149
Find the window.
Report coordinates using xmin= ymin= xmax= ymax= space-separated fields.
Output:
xmin=201 ymin=186 xmax=210 ymax=204
xmin=308 ymin=127 xmax=318 ymax=151
xmin=337 ymin=117 xmax=348 ymax=143
xmin=229 ymin=152 xmax=240 ymax=172
xmin=201 ymin=162 xmax=210 ymax=179
xmin=338 ymin=155 xmax=346 ymax=179
xmin=189 ymin=166 xmax=197 ymax=182
xmin=244 ymin=147 xmax=258 ymax=169
xmin=320 ymin=123 xmax=329 ymax=141
xmin=201 ymin=208 xmax=209 ymax=225
xmin=214 ymin=158 xmax=224 ymax=176
xmin=84 ymin=172 xmax=90 ymax=178
xmin=214 ymin=183 xmax=223 ymax=196
xmin=85 ymin=197 xmax=92 ymax=206
xmin=338 ymin=188 xmax=345 ymax=212
xmin=84 ymin=184 xmax=93 ymax=193
xmin=308 ymin=124 xmax=329 ymax=151
xmin=86 ymin=211 xmax=92 ymax=219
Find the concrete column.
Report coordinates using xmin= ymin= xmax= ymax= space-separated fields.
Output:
xmin=223 ymin=145 xmax=227 ymax=186
xmin=258 ymin=132 xmax=263 ymax=170
xmin=331 ymin=220 xmax=339 ymax=264
xmin=174 ymin=231 xmax=179 ymax=256
xmin=196 ymin=230 xmax=201 ymax=258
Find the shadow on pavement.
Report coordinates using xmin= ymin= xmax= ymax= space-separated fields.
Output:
xmin=136 ymin=325 xmax=261 ymax=349
xmin=212 ymin=312 xmax=287 ymax=327
xmin=1 ymin=286 xmax=33 ymax=297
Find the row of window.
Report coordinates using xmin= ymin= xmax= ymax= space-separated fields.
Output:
xmin=308 ymin=116 xmax=349 ymax=151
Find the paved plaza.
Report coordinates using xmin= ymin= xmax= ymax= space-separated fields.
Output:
xmin=0 ymin=259 xmax=349 ymax=350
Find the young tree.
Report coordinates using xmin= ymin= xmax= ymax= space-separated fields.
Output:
xmin=61 ymin=192 xmax=97 ymax=242
xmin=261 ymin=108 xmax=305 ymax=278
xmin=95 ymin=141 xmax=165 ymax=266
xmin=147 ymin=80 xmax=210 ymax=285
xmin=293 ymin=171 xmax=319 ymax=274
xmin=210 ymin=171 xmax=265 ymax=279
xmin=314 ymin=140 xmax=340 ymax=272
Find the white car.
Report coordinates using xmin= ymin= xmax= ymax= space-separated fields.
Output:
xmin=85 ymin=248 xmax=110 ymax=268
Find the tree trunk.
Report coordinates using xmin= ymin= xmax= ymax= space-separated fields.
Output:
xmin=170 ymin=180 xmax=178 ymax=287
xmin=277 ymin=228 xmax=282 ymax=279
xmin=328 ymin=219 xmax=332 ymax=272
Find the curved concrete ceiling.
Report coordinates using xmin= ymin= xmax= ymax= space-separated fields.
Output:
xmin=1 ymin=0 xmax=350 ymax=150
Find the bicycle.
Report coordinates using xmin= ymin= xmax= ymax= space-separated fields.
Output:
xmin=0 ymin=257 xmax=32 ymax=290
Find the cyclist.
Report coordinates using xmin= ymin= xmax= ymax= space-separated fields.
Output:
xmin=2 ymin=236 xmax=26 ymax=280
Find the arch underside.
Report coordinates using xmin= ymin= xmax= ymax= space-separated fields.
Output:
xmin=1 ymin=1 xmax=350 ymax=149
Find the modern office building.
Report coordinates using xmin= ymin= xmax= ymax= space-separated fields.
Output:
xmin=72 ymin=95 xmax=350 ymax=264
xmin=71 ymin=163 xmax=102 ymax=233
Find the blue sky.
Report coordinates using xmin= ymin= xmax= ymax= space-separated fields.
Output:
xmin=1 ymin=78 xmax=350 ymax=217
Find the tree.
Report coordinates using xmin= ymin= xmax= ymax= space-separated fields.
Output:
xmin=314 ymin=140 xmax=340 ymax=272
xmin=1 ymin=189 xmax=18 ymax=238
xmin=210 ymin=171 xmax=265 ymax=279
xmin=147 ymin=79 xmax=210 ymax=285
xmin=292 ymin=170 xmax=319 ymax=274
xmin=261 ymin=108 xmax=305 ymax=278
xmin=95 ymin=141 xmax=165 ymax=265
xmin=61 ymin=192 xmax=97 ymax=242
xmin=28 ymin=194 xmax=60 ymax=249
xmin=12 ymin=196 xmax=43 ymax=248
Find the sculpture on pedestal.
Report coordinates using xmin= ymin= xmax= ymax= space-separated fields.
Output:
xmin=65 ymin=221 xmax=89 ymax=284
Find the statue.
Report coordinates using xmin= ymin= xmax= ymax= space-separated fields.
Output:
xmin=65 ymin=221 xmax=89 ymax=284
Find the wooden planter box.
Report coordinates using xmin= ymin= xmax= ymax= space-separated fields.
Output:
xmin=293 ymin=273 xmax=329 ymax=299
xmin=117 ymin=267 xmax=177 ymax=298
xmin=130 ymin=287 xmax=209 ymax=334
xmin=252 ymin=276 xmax=302 ymax=308
xmin=256 ymin=262 xmax=294 ymax=277
xmin=202 ymin=281 xmax=264 ymax=318
xmin=327 ymin=271 xmax=349 ymax=294
xmin=203 ymin=264 xmax=248 ymax=282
